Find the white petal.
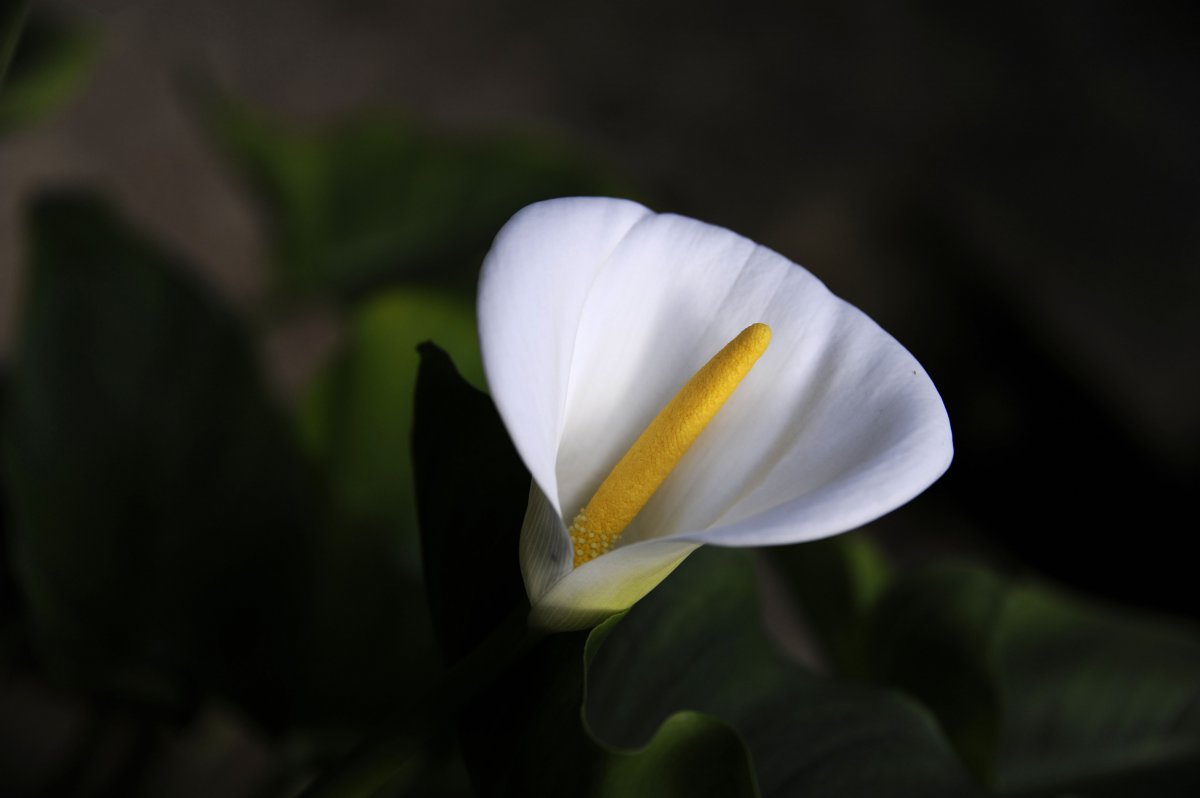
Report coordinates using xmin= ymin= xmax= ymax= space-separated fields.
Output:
xmin=555 ymin=209 xmax=950 ymax=550
xmin=478 ymin=197 xmax=652 ymax=515
xmin=680 ymin=310 xmax=953 ymax=549
xmin=553 ymin=212 xmax=760 ymax=515
xmin=517 ymin=480 xmax=572 ymax=603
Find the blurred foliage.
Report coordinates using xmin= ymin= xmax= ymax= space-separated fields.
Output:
xmin=0 ymin=0 xmax=30 ymax=86
xmin=0 ymin=195 xmax=442 ymax=742
xmin=868 ymin=564 xmax=1200 ymax=797
xmin=294 ymin=291 xmax=482 ymax=735
xmin=407 ymin=345 xmax=980 ymax=798
xmin=767 ymin=533 xmax=891 ymax=678
xmin=866 ymin=564 xmax=1004 ymax=780
xmin=0 ymin=7 xmax=96 ymax=134
xmin=2 ymin=194 xmax=315 ymax=720
xmin=300 ymin=289 xmax=482 ymax=576
xmin=0 ymin=366 xmax=20 ymax=647
xmin=894 ymin=216 xmax=1200 ymax=620
xmin=778 ymin=539 xmax=1200 ymax=796
xmin=202 ymin=92 xmax=633 ymax=303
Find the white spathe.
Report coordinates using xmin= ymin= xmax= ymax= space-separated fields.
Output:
xmin=478 ymin=197 xmax=952 ymax=631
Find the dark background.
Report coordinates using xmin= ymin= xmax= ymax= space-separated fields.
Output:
xmin=1 ymin=1 xmax=1198 ymax=795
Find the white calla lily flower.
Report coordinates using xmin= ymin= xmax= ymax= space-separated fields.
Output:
xmin=478 ymin=197 xmax=952 ymax=631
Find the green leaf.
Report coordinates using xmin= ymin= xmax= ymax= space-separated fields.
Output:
xmin=864 ymin=566 xmax=1004 ymax=782
xmin=1 ymin=193 xmax=315 ymax=724
xmin=288 ymin=294 xmax=484 ymax=729
xmin=0 ymin=0 xmax=31 ymax=86
xmin=463 ymin=621 xmax=759 ymax=798
xmin=0 ymin=366 xmax=22 ymax=641
xmin=295 ymin=509 xmax=445 ymax=729
xmin=0 ymin=10 xmax=97 ymax=134
xmin=202 ymin=93 xmax=632 ymax=301
xmin=588 ymin=548 xmax=982 ymax=798
xmin=411 ymin=342 xmax=531 ymax=662
xmin=4 ymin=194 xmax=457 ymax=732
xmin=868 ymin=563 xmax=1200 ymax=796
xmin=410 ymin=345 xmax=980 ymax=798
xmin=767 ymin=530 xmax=891 ymax=676
xmin=300 ymin=289 xmax=482 ymax=574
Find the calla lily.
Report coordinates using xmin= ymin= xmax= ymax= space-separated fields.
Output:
xmin=478 ymin=197 xmax=952 ymax=631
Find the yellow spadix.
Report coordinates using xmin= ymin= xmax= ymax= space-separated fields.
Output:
xmin=568 ymin=322 xmax=771 ymax=567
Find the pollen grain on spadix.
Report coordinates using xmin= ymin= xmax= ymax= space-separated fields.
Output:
xmin=568 ymin=322 xmax=771 ymax=567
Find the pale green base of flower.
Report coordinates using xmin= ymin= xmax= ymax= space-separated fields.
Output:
xmin=529 ymin=542 xmax=700 ymax=631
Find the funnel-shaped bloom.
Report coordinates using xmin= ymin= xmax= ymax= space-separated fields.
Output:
xmin=478 ymin=197 xmax=951 ymax=630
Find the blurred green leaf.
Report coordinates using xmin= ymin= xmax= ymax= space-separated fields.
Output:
xmin=295 ymin=510 xmax=446 ymax=730
xmin=868 ymin=563 xmax=1200 ymax=796
xmin=0 ymin=0 xmax=31 ymax=86
xmin=301 ymin=289 xmax=482 ymax=574
xmin=767 ymin=531 xmax=891 ymax=677
xmin=202 ymin=93 xmax=632 ymax=302
xmin=410 ymin=345 xmax=980 ymax=798
xmin=1 ymin=193 xmax=316 ymax=724
xmin=287 ymin=290 xmax=483 ymax=734
xmin=865 ymin=566 xmax=1004 ymax=781
xmin=293 ymin=292 xmax=484 ymax=727
xmin=0 ymin=10 xmax=97 ymax=134
xmin=0 ymin=367 xmax=22 ymax=642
